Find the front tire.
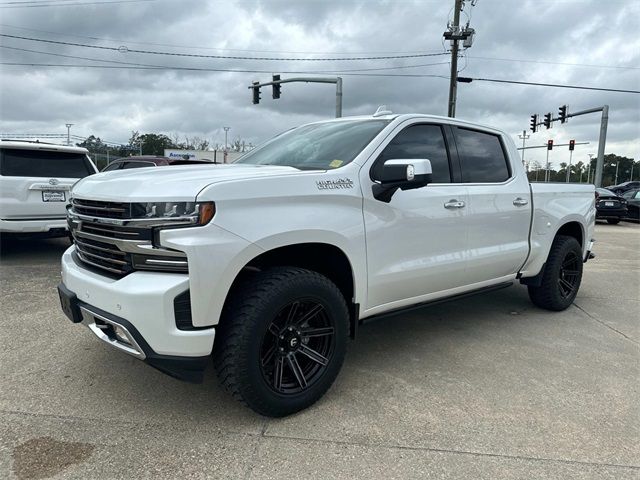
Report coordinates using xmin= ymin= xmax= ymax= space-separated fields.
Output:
xmin=528 ymin=235 xmax=583 ymax=311
xmin=214 ymin=267 xmax=349 ymax=417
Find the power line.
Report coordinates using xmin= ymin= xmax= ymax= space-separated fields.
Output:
xmin=0 ymin=45 xmax=451 ymax=72
xmin=0 ymin=34 xmax=450 ymax=61
xmin=0 ymin=23 xmax=436 ymax=56
xmin=0 ymin=62 xmax=451 ymax=79
xmin=457 ymin=76 xmax=640 ymax=94
xmin=466 ymin=54 xmax=640 ymax=71
xmin=0 ymin=0 xmax=155 ymax=8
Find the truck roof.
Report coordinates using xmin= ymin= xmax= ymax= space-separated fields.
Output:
xmin=0 ymin=139 xmax=90 ymax=154
xmin=308 ymin=113 xmax=505 ymax=136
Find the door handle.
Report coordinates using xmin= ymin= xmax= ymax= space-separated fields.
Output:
xmin=513 ymin=197 xmax=529 ymax=206
xmin=444 ymin=199 xmax=465 ymax=209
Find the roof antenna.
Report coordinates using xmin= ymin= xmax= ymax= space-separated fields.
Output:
xmin=373 ymin=105 xmax=393 ymax=117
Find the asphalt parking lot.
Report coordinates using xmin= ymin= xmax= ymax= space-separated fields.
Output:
xmin=0 ymin=222 xmax=638 ymax=480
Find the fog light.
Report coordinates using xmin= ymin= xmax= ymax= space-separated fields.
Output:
xmin=113 ymin=325 xmax=131 ymax=345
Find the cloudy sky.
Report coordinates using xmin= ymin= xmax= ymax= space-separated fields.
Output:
xmin=1 ymin=0 xmax=638 ymax=170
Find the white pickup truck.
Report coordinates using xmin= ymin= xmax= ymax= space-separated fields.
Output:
xmin=58 ymin=113 xmax=595 ymax=416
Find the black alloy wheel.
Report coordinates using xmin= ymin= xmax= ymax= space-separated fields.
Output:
xmin=214 ymin=267 xmax=349 ymax=417
xmin=528 ymin=235 xmax=584 ymax=311
xmin=260 ymin=300 xmax=335 ymax=394
xmin=557 ymin=250 xmax=580 ymax=299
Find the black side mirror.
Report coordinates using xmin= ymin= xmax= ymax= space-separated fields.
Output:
xmin=372 ymin=159 xmax=433 ymax=202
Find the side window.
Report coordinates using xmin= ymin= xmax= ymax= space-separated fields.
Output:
xmin=122 ymin=161 xmax=155 ymax=169
xmin=454 ymin=128 xmax=510 ymax=183
xmin=102 ymin=162 xmax=121 ymax=171
xmin=372 ymin=125 xmax=451 ymax=183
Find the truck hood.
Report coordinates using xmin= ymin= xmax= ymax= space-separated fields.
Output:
xmin=72 ymin=164 xmax=314 ymax=202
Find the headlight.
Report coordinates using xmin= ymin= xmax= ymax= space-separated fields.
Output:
xmin=131 ymin=201 xmax=215 ymax=226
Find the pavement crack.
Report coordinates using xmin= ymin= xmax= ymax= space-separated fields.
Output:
xmin=260 ymin=432 xmax=640 ymax=470
xmin=573 ymin=303 xmax=639 ymax=345
xmin=243 ymin=418 xmax=269 ymax=480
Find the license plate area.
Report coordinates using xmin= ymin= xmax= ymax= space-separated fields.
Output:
xmin=43 ymin=190 xmax=66 ymax=202
xmin=57 ymin=283 xmax=82 ymax=323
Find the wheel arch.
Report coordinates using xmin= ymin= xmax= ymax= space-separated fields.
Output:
xmin=223 ymin=242 xmax=360 ymax=338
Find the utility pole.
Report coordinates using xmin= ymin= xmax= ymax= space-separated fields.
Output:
xmin=587 ymin=153 xmax=595 ymax=184
xmin=65 ymin=123 xmax=73 ymax=146
xmin=518 ymin=130 xmax=529 ymax=164
xmin=446 ymin=0 xmax=463 ymax=118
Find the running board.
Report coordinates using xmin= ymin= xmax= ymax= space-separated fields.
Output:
xmin=361 ymin=282 xmax=514 ymax=324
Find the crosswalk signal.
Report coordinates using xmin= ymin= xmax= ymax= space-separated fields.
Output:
xmin=252 ymin=81 xmax=261 ymax=104
xmin=529 ymin=114 xmax=538 ymax=133
xmin=543 ymin=113 xmax=552 ymax=129
xmin=272 ymin=74 xmax=281 ymax=99
xmin=558 ymin=105 xmax=568 ymax=124
xmin=569 ymin=139 xmax=575 ymax=151
xmin=547 ymin=139 xmax=553 ymax=150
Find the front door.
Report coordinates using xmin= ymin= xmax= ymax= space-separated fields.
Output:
xmin=361 ymin=123 xmax=468 ymax=314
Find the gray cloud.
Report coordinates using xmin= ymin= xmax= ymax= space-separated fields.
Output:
xmin=1 ymin=0 xmax=638 ymax=167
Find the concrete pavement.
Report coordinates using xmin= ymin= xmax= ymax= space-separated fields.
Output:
xmin=0 ymin=222 xmax=638 ymax=479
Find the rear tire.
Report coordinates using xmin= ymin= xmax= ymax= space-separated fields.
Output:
xmin=607 ymin=218 xmax=620 ymax=225
xmin=214 ymin=267 xmax=349 ymax=417
xmin=528 ymin=235 xmax=583 ymax=311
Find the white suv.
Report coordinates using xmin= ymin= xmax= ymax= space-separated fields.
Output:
xmin=0 ymin=140 xmax=98 ymax=236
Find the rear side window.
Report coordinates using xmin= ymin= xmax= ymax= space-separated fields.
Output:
xmin=0 ymin=148 xmax=94 ymax=178
xmin=454 ymin=128 xmax=510 ymax=183
xmin=372 ymin=124 xmax=451 ymax=183
xmin=102 ymin=162 xmax=121 ymax=171
xmin=121 ymin=161 xmax=155 ymax=169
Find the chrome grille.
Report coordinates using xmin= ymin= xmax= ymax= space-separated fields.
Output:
xmin=68 ymin=198 xmax=187 ymax=277
xmin=73 ymin=235 xmax=133 ymax=276
xmin=72 ymin=198 xmax=130 ymax=219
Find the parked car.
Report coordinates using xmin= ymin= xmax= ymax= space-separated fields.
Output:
xmin=101 ymin=155 xmax=212 ymax=172
xmin=605 ymin=181 xmax=640 ymax=196
xmin=622 ymin=189 xmax=640 ymax=221
xmin=0 ymin=140 xmax=97 ymax=236
xmin=595 ymin=188 xmax=628 ymax=224
xmin=58 ymin=112 xmax=595 ymax=417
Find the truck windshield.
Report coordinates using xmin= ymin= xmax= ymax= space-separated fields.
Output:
xmin=235 ymin=119 xmax=389 ymax=170
xmin=0 ymin=148 xmax=94 ymax=178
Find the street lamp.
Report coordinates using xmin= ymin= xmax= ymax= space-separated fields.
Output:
xmin=65 ymin=123 xmax=73 ymax=146
xmin=223 ymin=126 xmax=230 ymax=163
xmin=611 ymin=162 xmax=619 ymax=186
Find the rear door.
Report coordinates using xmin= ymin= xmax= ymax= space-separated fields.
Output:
xmin=451 ymin=127 xmax=531 ymax=283
xmin=0 ymin=148 xmax=95 ymax=220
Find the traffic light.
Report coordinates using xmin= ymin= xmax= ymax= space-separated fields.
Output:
xmin=252 ymin=81 xmax=261 ymax=104
xmin=569 ymin=139 xmax=575 ymax=151
xmin=272 ymin=74 xmax=281 ymax=99
xmin=558 ymin=105 xmax=568 ymax=124
xmin=529 ymin=114 xmax=538 ymax=133
xmin=547 ymin=139 xmax=553 ymax=150
xmin=543 ymin=112 xmax=552 ymax=129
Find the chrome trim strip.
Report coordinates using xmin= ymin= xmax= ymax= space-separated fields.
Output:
xmin=145 ymin=259 xmax=189 ymax=266
xmin=80 ymin=306 xmax=146 ymax=359
xmin=68 ymin=209 xmax=198 ymax=227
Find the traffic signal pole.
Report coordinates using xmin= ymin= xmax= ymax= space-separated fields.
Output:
xmin=249 ymin=76 xmax=343 ymax=118
xmin=527 ymin=104 xmax=609 ymax=187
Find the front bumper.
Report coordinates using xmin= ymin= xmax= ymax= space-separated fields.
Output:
xmin=0 ymin=217 xmax=68 ymax=234
xmin=60 ymin=246 xmax=215 ymax=381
